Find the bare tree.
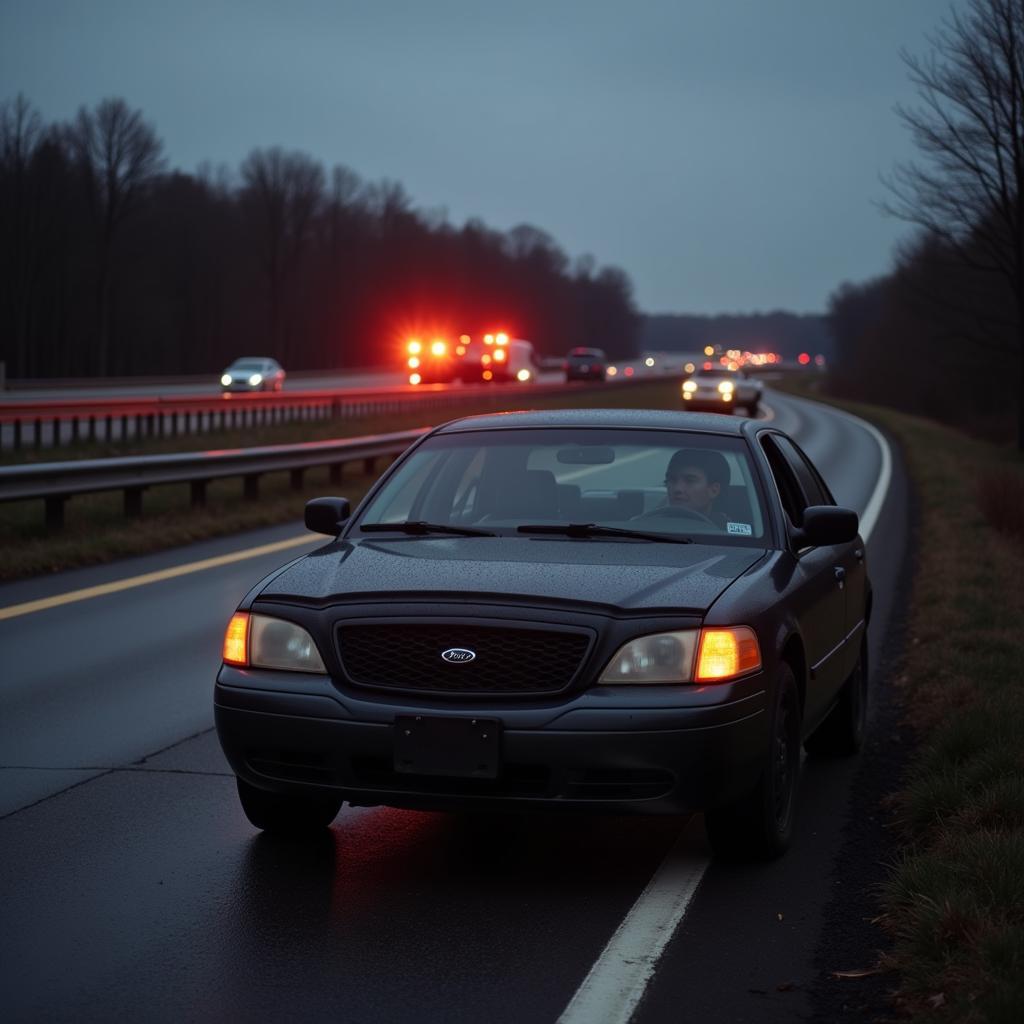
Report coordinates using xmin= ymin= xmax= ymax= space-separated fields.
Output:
xmin=0 ymin=94 xmax=45 ymax=374
xmin=240 ymin=147 xmax=324 ymax=360
xmin=883 ymin=0 xmax=1024 ymax=448
xmin=69 ymin=98 xmax=164 ymax=374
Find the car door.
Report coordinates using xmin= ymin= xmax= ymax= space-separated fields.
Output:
xmin=761 ymin=434 xmax=849 ymax=727
xmin=780 ymin=436 xmax=867 ymax=679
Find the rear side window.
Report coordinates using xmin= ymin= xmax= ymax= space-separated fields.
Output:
xmin=772 ymin=435 xmax=833 ymax=506
xmin=760 ymin=436 xmax=808 ymax=528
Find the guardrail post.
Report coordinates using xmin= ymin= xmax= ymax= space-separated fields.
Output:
xmin=244 ymin=475 xmax=259 ymax=500
xmin=45 ymin=495 xmax=66 ymax=530
xmin=53 ymin=417 xmax=60 ymax=447
xmin=13 ymin=419 xmax=21 ymax=450
xmin=88 ymin=415 xmax=96 ymax=442
xmin=121 ymin=414 xmax=128 ymax=441
xmin=124 ymin=487 xmax=143 ymax=517
xmin=71 ymin=417 xmax=80 ymax=444
xmin=34 ymin=418 xmax=42 ymax=449
xmin=191 ymin=480 xmax=207 ymax=507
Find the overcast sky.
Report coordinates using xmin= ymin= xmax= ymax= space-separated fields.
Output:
xmin=1 ymin=0 xmax=962 ymax=315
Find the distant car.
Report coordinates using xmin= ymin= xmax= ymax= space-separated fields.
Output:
xmin=220 ymin=357 xmax=285 ymax=392
xmin=565 ymin=347 xmax=608 ymax=382
xmin=682 ymin=366 xmax=762 ymax=415
xmin=216 ymin=408 xmax=870 ymax=861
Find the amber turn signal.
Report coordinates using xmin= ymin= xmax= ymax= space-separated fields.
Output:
xmin=223 ymin=611 xmax=250 ymax=666
xmin=695 ymin=626 xmax=761 ymax=681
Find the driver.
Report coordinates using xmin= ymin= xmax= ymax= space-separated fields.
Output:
xmin=660 ymin=449 xmax=729 ymax=526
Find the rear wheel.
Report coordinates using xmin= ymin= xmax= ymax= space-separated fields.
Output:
xmin=236 ymin=778 xmax=342 ymax=834
xmin=705 ymin=663 xmax=801 ymax=861
xmin=805 ymin=638 xmax=868 ymax=756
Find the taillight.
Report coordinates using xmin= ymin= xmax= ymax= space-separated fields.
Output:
xmin=223 ymin=612 xmax=250 ymax=666
xmin=695 ymin=627 xmax=761 ymax=681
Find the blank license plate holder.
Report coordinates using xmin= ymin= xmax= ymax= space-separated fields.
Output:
xmin=394 ymin=715 xmax=501 ymax=779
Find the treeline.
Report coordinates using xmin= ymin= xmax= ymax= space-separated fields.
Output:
xmin=827 ymin=229 xmax=1018 ymax=441
xmin=641 ymin=311 xmax=832 ymax=361
xmin=0 ymin=95 xmax=639 ymax=379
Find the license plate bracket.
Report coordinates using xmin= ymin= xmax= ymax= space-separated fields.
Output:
xmin=394 ymin=715 xmax=501 ymax=779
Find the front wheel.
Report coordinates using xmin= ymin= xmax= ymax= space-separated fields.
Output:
xmin=236 ymin=778 xmax=342 ymax=834
xmin=705 ymin=663 xmax=802 ymax=861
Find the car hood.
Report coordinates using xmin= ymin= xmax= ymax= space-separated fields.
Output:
xmin=259 ymin=536 xmax=767 ymax=614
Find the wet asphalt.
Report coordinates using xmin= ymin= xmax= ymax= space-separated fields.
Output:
xmin=0 ymin=389 xmax=909 ymax=1023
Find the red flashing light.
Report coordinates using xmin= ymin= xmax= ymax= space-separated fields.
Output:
xmin=798 ymin=352 xmax=811 ymax=365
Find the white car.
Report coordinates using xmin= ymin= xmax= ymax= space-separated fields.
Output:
xmin=681 ymin=367 xmax=762 ymax=416
xmin=220 ymin=357 xmax=286 ymax=392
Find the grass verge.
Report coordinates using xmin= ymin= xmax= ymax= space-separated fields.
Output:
xmin=0 ymin=379 xmax=682 ymax=581
xmin=779 ymin=377 xmax=1024 ymax=1021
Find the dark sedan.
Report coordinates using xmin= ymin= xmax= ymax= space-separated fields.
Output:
xmin=565 ymin=347 xmax=608 ymax=381
xmin=215 ymin=409 xmax=870 ymax=860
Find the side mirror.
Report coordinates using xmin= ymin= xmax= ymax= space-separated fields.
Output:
xmin=795 ymin=505 xmax=858 ymax=548
xmin=305 ymin=496 xmax=351 ymax=536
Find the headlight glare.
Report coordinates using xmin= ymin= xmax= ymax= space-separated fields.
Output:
xmin=249 ymin=614 xmax=326 ymax=673
xmin=682 ymin=380 xmax=697 ymax=393
xmin=220 ymin=373 xmax=232 ymax=386
xmin=598 ymin=630 xmax=699 ymax=684
xmin=718 ymin=380 xmax=734 ymax=393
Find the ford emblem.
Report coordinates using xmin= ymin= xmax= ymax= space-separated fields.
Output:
xmin=441 ymin=647 xmax=476 ymax=664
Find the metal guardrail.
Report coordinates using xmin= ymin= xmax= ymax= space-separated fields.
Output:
xmin=0 ymin=429 xmax=429 ymax=529
xmin=0 ymin=379 xmax=583 ymax=452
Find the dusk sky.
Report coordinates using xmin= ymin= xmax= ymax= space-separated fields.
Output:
xmin=1 ymin=0 xmax=963 ymax=315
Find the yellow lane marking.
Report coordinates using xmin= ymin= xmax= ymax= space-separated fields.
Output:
xmin=0 ymin=534 xmax=316 ymax=622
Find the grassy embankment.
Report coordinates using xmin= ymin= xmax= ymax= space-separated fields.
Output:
xmin=782 ymin=380 xmax=1024 ymax=1021
xmin=0 ymin=379 xmax=682 ymax=581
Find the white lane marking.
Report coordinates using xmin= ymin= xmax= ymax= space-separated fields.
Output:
xmin=813 ymin=404 xmax=892 ymax=541
xmin=556 ymin=819 xmax=706 ymax=1024
xmin=554 ymin=395 xmax=893 ymax=1024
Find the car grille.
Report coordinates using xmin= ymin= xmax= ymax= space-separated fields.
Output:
xmin=336 ymin=623 xmax=592 ymax=695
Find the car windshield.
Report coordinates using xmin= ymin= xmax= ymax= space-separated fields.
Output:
xmin=230 ymin=360 xmax=267 ymax=371
xmin=356 ymin=428 xmax=768 ymax=546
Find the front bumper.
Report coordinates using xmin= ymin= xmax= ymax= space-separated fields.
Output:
xmin=215 ymin=668 xmax=769 ymax=815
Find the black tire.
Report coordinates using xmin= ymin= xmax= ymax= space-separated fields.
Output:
xmin=805 ymin=638 xmax=868 ymax=756
xmin=236 ymin=778 xmax=342 ymax=834
xmin=705 ymin=663 xmax=802 ymax=862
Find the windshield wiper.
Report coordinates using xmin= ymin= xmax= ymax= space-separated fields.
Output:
xmin=360 ymin=521 xmax=496 ymax=537
xmin=517 ymin=523 xmax=694 ymax=544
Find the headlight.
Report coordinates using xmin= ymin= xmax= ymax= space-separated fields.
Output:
xmin=220 ymin=374 xmax=232 ymax=386
xmin=598 ymin=631 xmax=699 ymax=684
xmin=221 ymin=612 xmax=326 ymax=673
xmin=249 ymin=373 xmax=263 ymax=386
xmin=682 ymin=380 xmax=697 ymax=393
xmin=598 ymin=627 xmax=761 ymax=684
xmin=517 ymin=369 xmax=531 ymax=381
xmin=718 ymin=380 xmax=734 ymax=393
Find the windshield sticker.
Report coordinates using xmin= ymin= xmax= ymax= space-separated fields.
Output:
xmin=727 ymin=522 xmax=753 ymax=536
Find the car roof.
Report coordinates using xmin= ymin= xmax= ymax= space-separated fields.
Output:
xmin=433 ymin=407 xmax=751 ymax=436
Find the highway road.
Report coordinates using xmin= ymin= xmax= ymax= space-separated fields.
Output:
xmin=0 ymin=389 xmax=908 ymax=1023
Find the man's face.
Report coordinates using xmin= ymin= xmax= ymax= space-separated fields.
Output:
xmin=665 ymin=464 xmax=720 ymax=515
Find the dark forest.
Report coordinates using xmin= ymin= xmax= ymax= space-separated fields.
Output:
xmin=0 ymin=95 xmax=639 ymax=379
